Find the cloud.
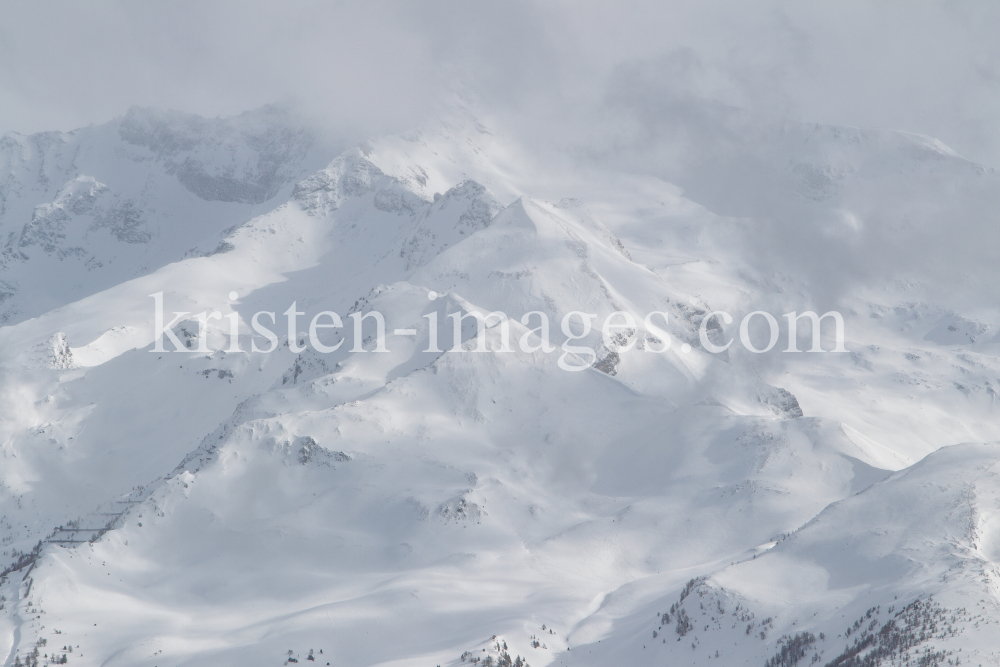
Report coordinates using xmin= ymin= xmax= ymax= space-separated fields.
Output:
xmin=2 ymin=1 xmax=999 ymax=165
xmin=3 ymin=1 xmax=999 ymax=309
xmin=0 ymin=1 xmax=556 ymax=143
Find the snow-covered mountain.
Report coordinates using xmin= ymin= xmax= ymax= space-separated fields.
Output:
xmin=1 ymin=103 xmax=999 ymax=667
xmin=0 ymin=105 xmax=326 ymax=325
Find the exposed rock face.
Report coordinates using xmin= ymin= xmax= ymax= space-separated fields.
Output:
xmin=118 ymin=105 xmax=315 ymax=204
xmin=293 ymin=149 xmax=419 ymax=215
xmin=758 ymin=384 xmax=804 ymax=418
xmin=0 ymin=106 xmax=321 ymax=325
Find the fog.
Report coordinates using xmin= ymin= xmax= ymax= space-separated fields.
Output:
xmin=3 ymin=1 xmax=998 ymax=313
xmin=3 ymin=1 xmax=999 ymax=165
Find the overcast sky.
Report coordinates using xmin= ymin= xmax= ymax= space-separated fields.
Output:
xmin=3 ymin=1 xmax=1000 ymax=165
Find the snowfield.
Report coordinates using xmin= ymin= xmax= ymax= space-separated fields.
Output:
xmin=1 ymin=103 xmax=1000 ymax=667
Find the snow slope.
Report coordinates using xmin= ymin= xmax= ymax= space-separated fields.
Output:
xmin=0 ymin=105 xmax=326 ymax=325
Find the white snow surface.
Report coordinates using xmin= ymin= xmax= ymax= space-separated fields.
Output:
xmin=1 ymin=105 xmax=1000 ymax=667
